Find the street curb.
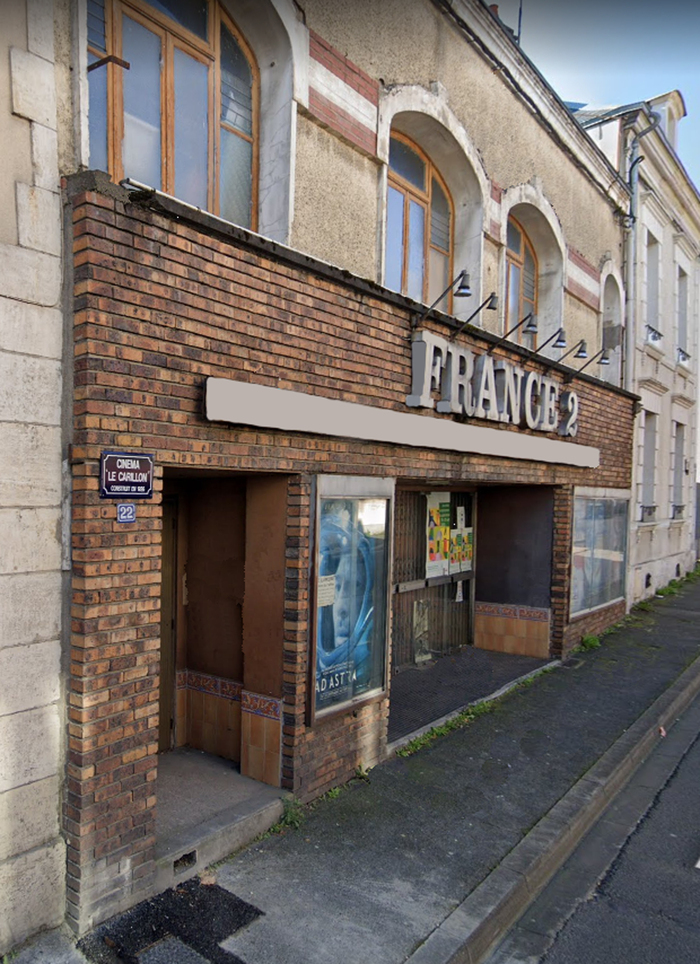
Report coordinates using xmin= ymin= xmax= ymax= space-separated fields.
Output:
xmin=405 ymin=651 xmax=700 ymax=964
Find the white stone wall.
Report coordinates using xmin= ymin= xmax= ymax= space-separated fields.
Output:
xmin=629 ymin=163 xmax=700 ymax=602
xmin=0 ymin=0 xmax=66 ymax=952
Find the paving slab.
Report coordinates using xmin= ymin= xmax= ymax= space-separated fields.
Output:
xmin=388 ymin=648 xmax=549 ymax=742
xmin=12 ymin=929 xmax=88 ymax=964
xmin=139 ymin=935 xmax=210 ymax=964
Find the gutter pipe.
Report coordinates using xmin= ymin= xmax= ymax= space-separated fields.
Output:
xmin=624 ymin=109 xmax=661 ymax=392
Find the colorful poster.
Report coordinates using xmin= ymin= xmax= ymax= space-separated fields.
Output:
xmin=449 ymin=527 xmax=473 ymax=573
xmin=461 ymin=527 xmax=474 ymax=572
xmin=449 ymin=529 xmax=462 ymax=570
xmin=426 ymin=493 xmax=451 ymax=578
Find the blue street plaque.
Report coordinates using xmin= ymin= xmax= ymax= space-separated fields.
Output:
xmin=117 ymin=503 xmax=137 ymax=523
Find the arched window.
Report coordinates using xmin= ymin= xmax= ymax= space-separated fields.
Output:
xmin=87 ymin=0 xmax=258 ymax=229
xmin=505 ymin=217 xmax=538 ymax=348
xmin=385 ymin=134 xmax=454 ymax=307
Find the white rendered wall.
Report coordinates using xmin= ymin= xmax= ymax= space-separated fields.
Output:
xmin=629 ymin=189 xmax=699 ymax=602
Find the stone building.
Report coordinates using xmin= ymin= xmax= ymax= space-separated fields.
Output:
xmin=0 ymin=0 xmax=650 ymax=948
xmin=575 ymin=93 xmax=700 ymax=602
xmin=0 ymin=0 xmax=67 ymax=951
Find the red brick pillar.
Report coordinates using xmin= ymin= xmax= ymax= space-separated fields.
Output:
xmin=65 ymin=454 xmax=161 ymax=933
xmin=550 ymin=485 xmax=573 ymax=657
xmin=282 ymin=476 xmax=312 ymax=792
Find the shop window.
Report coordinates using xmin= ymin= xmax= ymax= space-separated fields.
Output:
xmin=385 ymin=134 xmax=454 ymax=306
xmin=505 ymin=216 xmax=538 ymax=349
xmin=571 ymin=496 xmax=627 ymax=615
xmin=87 ymin=0 xmax=258 ymax=229
xmin=313 ymin=480 xmax=393 ymax=719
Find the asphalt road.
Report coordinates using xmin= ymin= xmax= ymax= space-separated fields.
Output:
xmin=488 ymin=691 xmax=700 ymax=964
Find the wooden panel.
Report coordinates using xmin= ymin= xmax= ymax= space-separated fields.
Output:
xmin=186 ymin=478 xmax=246 ymax=680
xmin=242 ymin=476 xmax=288 ymax=698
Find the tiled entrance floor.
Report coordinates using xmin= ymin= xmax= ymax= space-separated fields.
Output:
xmin=155 ymin=747 xmax=284 ymax=890
xmin=388 ymin=646 xmax=552 ymax=744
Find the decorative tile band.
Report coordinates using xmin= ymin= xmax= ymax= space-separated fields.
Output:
xmin=516 ymin=607 xmax=550 ymax=623
xmin=475 ymin=602 xmax=550 ymax=623
xmin=187 ymin=671 xmax=220 ymax=695
xmin=220 ymin=679 xmax=243 ymax=700
xmin=241 ymin=690 xmax=282 ymax=721
xmin=177 ymin=670 xmax=242 ymax=701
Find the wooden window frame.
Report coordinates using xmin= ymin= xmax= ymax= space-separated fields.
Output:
xmin=387 ymin=132 xmax=454 ymax=308
xmin=505 ymin=216 xmax=538 ymax=347
xmin=90 ymin=0 xmax=259 ymax=229
xmin=215 ymin=10 xmax=260 ymax=226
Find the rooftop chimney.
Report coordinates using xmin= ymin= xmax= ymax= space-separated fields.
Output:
xmin=489 ymin=4 xmax=499 ymax=17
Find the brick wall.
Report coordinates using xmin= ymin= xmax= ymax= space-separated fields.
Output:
xmin=66 ymin=461 xmax=161 ymax=931
xmin=564 ymin=600 xmax=628 ymax=653
xmin=64 ymin=175 xmax=635 ymax=926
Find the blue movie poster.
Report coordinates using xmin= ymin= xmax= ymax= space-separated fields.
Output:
xmin=315 ymin=498 xmax=388 ymax=713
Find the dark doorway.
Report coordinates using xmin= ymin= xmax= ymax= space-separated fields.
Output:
xmin=159 ymin=497 xmax=178 ymax=752
xmin=160 ymin=476 xmax=246 ymax=762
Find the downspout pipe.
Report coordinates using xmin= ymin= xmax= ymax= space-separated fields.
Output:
xmin=624 ymin=109 xmax=661 ymax=392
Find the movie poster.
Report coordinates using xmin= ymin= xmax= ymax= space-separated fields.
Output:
xmin=315 ymin=498 xmax=388 ymax=713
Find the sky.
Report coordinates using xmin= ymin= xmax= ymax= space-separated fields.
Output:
xmin=495 ymin=0 xmax=700 ymax=189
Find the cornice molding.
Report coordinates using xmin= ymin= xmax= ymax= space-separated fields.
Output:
xmin=637 ymin=375 xmax=669 ymax=396
xmin=671 ymin=391 xmax=695 ymax=410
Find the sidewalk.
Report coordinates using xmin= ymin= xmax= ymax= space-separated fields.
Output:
xmin=16 ymin=578 xmax=700 ymax=964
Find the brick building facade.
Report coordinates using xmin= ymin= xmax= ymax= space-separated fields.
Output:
xmin=64 ymin=175 xmax=635 ymax=930
xmin=2 ymin=0 xmax=658 ymax=948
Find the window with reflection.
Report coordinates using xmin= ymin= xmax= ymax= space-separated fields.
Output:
xmin=571 ymin=496 xmax=628 ymax=615
xmin=505 ymin=217 xmax=538 ymax=348
xmin=385 ymin=134 xmax=453 ymax=306
xmin=87 ymin=0 xmax=257 ymax=228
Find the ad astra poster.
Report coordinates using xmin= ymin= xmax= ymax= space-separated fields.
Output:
xmin=315 ymin=498 xmax=387 ymax=712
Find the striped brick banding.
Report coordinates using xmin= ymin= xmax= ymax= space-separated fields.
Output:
xmin=566 ymin=248 xmax=601 ymax=311
xmin=307 ymin=29 xmax=379 ymax=155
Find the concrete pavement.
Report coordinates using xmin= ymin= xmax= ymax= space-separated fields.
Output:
xmin=14 ymin=575 xmax=700 ymax=964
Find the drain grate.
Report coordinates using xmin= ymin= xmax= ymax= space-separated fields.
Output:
xmin=173 ymin=850 xmax=197 ymax=874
